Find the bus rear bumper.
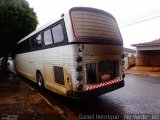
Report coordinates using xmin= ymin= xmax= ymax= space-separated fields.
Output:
xmin=67 ymin=80 xmax=124 ymax=99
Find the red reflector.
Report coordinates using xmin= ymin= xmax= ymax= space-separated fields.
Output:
xmin=77 ymin=84 xmax=83 ymax=91
xmin=85 ymin=79 xmax=122 ymax=91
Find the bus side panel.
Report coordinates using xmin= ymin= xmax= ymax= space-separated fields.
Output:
xmin=15 ymin=50 xmax=44 ymax=82
xmin=43 ymin=46 xmax=71 ymax=96
xmin=16 ymin=53 xmax=35 ymax=81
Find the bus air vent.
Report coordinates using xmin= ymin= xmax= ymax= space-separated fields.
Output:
xmin=53 ymin=66 xmax=65 ymax=85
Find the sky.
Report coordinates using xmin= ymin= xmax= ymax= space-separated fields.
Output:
xmin=27 ymin=0 xmax=160 ymax=48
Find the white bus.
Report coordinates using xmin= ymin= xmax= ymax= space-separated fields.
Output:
xmin=15 ymin=7 xmax=125 ymax=98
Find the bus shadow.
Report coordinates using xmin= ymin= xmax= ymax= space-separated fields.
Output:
xmin=0 ymin=71 xmax=9 ymax=83
xmin=21 ymin=76 xmax=125 ymax=119
xmin=0 ymin=70 xmax=16 ymax=83
xmin=39 ymin=88 xmax=125 ymax=118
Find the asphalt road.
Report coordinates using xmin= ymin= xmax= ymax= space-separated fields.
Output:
xmin=24 ymin=74 xmax=160 ymax=120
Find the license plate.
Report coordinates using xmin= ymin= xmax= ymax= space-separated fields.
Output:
xmin=101 ymin=74 xmax=110 ymax=80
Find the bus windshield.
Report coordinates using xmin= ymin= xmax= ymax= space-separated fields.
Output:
xmin=70 ymin=7 xmax=123 ymax=45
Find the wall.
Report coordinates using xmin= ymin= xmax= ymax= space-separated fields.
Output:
xmin=136 ymin=50 xmax=160 ymax=66
xmin=124 ymin=52 xmax=136 ymax=69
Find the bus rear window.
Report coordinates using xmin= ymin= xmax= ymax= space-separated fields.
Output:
xmin=70 ymin=8 xmax=122 ymax=42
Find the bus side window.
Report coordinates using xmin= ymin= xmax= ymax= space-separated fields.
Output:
xmin=44 ymin=29 xmax=53 ymax=46
xmin=23 ymin=39 xmax=31 ymax=51
xmin=31 ymin=34 xmax=42 ymax=48
xmin=51 ymin=24 xmax=64 ymax=44
xmin=17 ymin=42 xmax=24 ymax=53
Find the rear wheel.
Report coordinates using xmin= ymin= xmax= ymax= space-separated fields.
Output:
xmin=36 ymin=71 xmax=44 ymax=89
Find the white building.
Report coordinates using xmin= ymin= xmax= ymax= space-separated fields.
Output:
xmin=123 ymin=47 xmax=136 ymax=69
xmin=132 ymin=39 xmax=160 ymax=67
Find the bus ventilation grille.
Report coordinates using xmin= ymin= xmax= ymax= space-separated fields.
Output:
xmin=53 ymin=66 xmax=65 ymax=85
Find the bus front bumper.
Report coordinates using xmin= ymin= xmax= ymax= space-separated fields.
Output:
xmin=67 ymin=80 xmax=124 ymax=99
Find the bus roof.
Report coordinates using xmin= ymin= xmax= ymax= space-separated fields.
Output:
xmin=18 ymin=7 xmax=118 ymax=44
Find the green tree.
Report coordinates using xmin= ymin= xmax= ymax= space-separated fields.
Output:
xmin=0 ymin=0 xmax=38 ymax=57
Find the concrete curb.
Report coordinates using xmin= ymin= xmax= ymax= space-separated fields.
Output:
xmin=125 ymin=71 xmax=160 ymax=78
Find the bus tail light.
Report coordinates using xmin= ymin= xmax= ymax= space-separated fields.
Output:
xmin=122 ymin=54 xmax=125 ymax=59
xmin=122 ymin=60 xmax=125 ymax=65
xmin=77 ymin=84 xmax=83 ymax=91
xmin=76 ymin=56 xmax=82 ymax=62
xmin=76 ymin=75 xmax=83 ymax=81
xmin=76 ymin=65 xmax=82 ymax=72
xmin=122 ymin=74 xmax=125 ymax=78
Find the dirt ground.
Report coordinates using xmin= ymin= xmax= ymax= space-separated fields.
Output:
xmin=0 ymin=73 xmax=67 ymax=120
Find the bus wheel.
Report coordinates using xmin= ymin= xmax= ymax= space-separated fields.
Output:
xmin=36 ymin=71 xmax=44 ymax=89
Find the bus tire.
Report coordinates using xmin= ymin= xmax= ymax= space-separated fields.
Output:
xmin=36 ymin=71 xmax=44 ymax=90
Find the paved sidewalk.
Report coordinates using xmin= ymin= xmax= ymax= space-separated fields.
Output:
xmin=125 ymin=66 xmax=160 ymax=78
xmin=0 ymin=75 xmax=67 ymax=120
